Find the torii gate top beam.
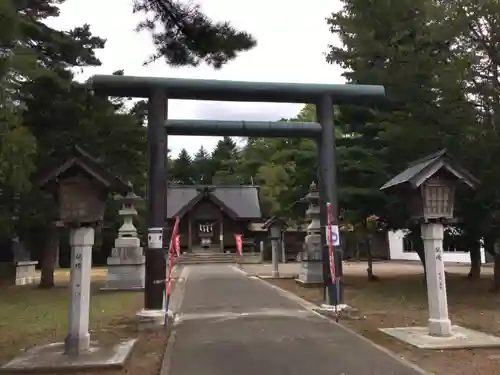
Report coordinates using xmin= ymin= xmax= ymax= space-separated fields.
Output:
xmin=89 ymin=75 xmax=385 ymax=105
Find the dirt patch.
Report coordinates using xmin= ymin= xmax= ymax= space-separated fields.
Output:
xmin=0 ymin=280 xmax=173 ymax=375
xmin=269 ymin=274 xmax=500 ymax=375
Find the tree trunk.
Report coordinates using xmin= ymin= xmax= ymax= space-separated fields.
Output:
xmin=366 ymin=235 xmax=378 ymax=281
xmin=363 ymin=219 xmax=378 ymax=281
xmin=39 ymin=224 xmax=58 ymax=289
xmin=491 ymin=254 xmax=500 ymax=293
xmin=468 ymin=240 xmax=481 ymax=280
xmin=409 ymin=225 xmax=425 ymax=268
xmin=409 ymin=225 xmax=426 ymax=283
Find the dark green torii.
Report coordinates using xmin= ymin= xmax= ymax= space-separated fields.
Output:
xmin=89 ymin=74 xmax=385 ymax=313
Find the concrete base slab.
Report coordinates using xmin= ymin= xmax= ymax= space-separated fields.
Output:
xmin=0 ymin=339 xmax=136 ymax=373
xmin=136 ymin=308 xmax=173 ymax=330
xmin=319 ymin=303 xmax=352 ymax=312
xmin=137 ymin=308 xmax=165 ymax=324
xmin=100 ymin=286 xmax=144 ymax=292
xmin=314 ymin=304 xmax=366 ymax=320
xmin=294 ymin=278 xmax=324 ymax=288
xmin=380 ymin=325 xmax=500 ymax=349
xmin=258 ymin=274 xmax=297 ymax=280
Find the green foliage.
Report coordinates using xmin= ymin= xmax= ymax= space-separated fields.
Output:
xmin=8 ymin=0 xmax=500 ymax=284
xmin=0 ymin=117 xmax=37 ymax=193
xmin=0 ymin=0 xmax=262 ymax=252
xmin=211 ymin=137 xmax=243 ymax=184
xmin=192 ymin=146 xmax=212 ymax=184
xmin=324 ymin=0 xmax=472 ymax=229
xmin=132 ymin=0 xmax=256 ymax=68
xmin=171 ymin=149 xmax=194 ymax=184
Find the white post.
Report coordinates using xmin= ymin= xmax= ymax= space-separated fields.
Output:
xmin=136 ymin=227 xmax=165 ymax=325
xmin=271 ymin=238 xmax=279 ymax=278
xmin=65 ymin=226 xmax=94 ymax=355
xmin=281 ymin=231 xmax=287 ymax=263
xmin=421 ymin=222 xmax=452 ymax=337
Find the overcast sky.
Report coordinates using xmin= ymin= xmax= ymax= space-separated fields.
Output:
xmin=46 ymin=0 xmax=344 ymax=156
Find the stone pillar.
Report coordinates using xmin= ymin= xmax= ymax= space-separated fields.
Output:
xmin=421 ymin=222 xmax=452 ymax=337
xmin=219 ymin=209 xmax=224 ymax=252
xmin=271 ymin=237 xmax=279 ymax=278
xmin=65 ymin=226 xmax=94 ymax=355
xmin=104 ymin=192 xmax=145 ymax=291
xmin=188 ymin=215 xmax=192 ymax=253
xmin=297 ymin=182 xmax=323 ymax=284
xmin=281 ymin=231 xmax=286 ymax=263
xmin=260 ymin=240 xmax=265 ymax=263
xmin=12 ymin=237 xmax=39 ymax=286
xmin=11 ymin=194 xmax=32 ymax=265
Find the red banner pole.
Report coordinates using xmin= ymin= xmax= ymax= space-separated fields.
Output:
xmin=234 ymin=234 xmax=243 ymax=256
xmin=326 ymin=203 xmax=336 ymax=282
xmin=175 ymin=234 xmax=181 ymax=257
xmin=164 ymin=216 xmax=179 ymax=327
xmin=326 ymin=202 xmax=339 ymax=321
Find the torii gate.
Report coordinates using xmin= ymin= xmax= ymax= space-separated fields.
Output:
xmin=89 ymin=74 xmax=385 ymax=318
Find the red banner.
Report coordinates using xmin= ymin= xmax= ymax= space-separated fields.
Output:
xmin=174 ymin=234 xmax=180 ymax=257
xmin=326 ymin=203 xmax=336 ymax=282
xmin=165 ymin=216 xmax=180 ymax=309
xmin=168 ymin=216 xmax=180 ymax=255
xmin=234 ymin=234 xmax=243 ymax=256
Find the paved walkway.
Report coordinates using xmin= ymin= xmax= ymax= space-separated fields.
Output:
xmin=164 ymin=264 xmax=426 ymax=375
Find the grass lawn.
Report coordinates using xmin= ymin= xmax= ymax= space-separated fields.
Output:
xmin=270 ymin=273 xmax=500 ymax=375
xmin=0 ymin=270 xmax=171 ymax=375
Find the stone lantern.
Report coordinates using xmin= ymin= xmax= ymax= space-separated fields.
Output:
xmin=37 ymin=146 xmax=131 ymax=355
xmin=262 ymin=216 xmax=288 ymax=278
xmin=381 ymin=149 xmax=479 ymax=337
xmin=118 ymin=190 xmax=141 ymax=236
xmin=296 ymin=181 xmax=323 ymax=285
xmin=104 ymin=190 xmax=145 ymax=291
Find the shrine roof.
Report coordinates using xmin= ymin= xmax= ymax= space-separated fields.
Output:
xmin=167 ymin=185 xmax=261 ymax=220
xmin=380 ymin=149 xmax=479 ymax=191
xmin=37 ymin=145 xmax=131 ymax=195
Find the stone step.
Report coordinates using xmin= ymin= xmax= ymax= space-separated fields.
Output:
xmin=176 ymin=253 xmax=260 ymax=265
xmin=181 ymin=254 xmax=236 ymax=259
xmin=177 ymin=258 xmax=238 ymax=265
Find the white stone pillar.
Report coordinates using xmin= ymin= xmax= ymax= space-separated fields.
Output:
xmin=281 ymin=231 xmax=286 ymax=263
xmin=65 ymin=226 xmax=94 ymax=355
xmin=271 ymin=238 xmax=279 ymax=278
xmin=421 ymin=222 xmax=452 ymax=337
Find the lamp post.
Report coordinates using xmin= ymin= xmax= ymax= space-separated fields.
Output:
xmin=297 ymin=182 xmax=323 ymax=285
xmin=262 ymin=217 xmax=288 ymax=278
xmin=105 ymin=190 xmax=145 ymax=291
xmin=381 ymin=150 xmax=479 ymax=337
xmin=37 ymin=146 xmax=131 ymax=354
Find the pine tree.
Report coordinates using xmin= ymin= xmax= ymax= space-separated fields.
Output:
xmin=211 ymin=137 xmax=241 ymax=184
xmin=133 ymin=0 xmax=256 ymax=68
xmin=192 ymin=146 xmax=212 ymax=184
xmin=171 ymin=149 xmax=194 ymax=184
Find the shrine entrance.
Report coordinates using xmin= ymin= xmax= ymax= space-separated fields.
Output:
xmin=89 ymin=74 xmax=385 ymax=312
xmin=198 ymin=221 xmax=214 ymax=249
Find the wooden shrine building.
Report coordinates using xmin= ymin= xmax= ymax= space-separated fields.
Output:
xmin=166 ymin=185 xmax=262 ymax=252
